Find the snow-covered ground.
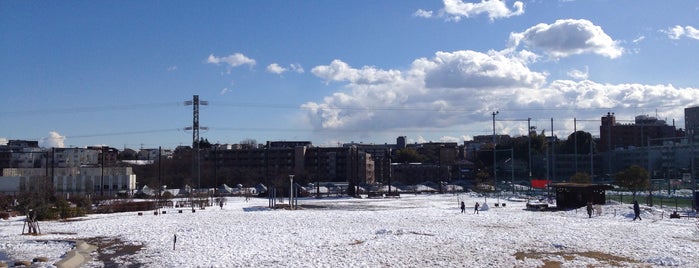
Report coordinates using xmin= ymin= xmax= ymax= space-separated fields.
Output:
xmin=1 ymin=193 xmax=698 ymax=267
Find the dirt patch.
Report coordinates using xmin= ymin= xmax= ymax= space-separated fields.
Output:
xmin=350 ymin=239 xmax=364 ymax=245
xmin=406 ymin=231 xmax=434 ymax=236
xmin=84 ymin=237 xmax=144 ymax=268
xmin=515 ymin=250 xmax=644 ymax=267
xmin=541 ymin=260 xmax=561 ymax=268
xmin=47 ymin=232 xmax=78 ymax=235
xmin=60 ymin=218 xmax=90 ymax=223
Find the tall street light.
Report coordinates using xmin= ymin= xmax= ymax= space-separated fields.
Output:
xmin=528 ymin=118 xmax=533 ymax=182
xmin=289 ymin=175 xmax=295 ymax=209
xmin=492 ymin=111 xmax=499 ymax=191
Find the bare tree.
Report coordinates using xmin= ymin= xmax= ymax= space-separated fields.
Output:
xmin=240 ymin=139 xmax=257 ymax=149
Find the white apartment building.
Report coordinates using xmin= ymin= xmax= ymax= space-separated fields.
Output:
xmin=0 ymin=167 xmax=137 ymax=195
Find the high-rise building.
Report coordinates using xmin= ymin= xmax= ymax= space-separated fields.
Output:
xmin=685 ymin=106 xmax=699 ymax=141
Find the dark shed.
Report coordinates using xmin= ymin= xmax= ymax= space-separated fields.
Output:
xmin=551 ymin=183 xmax=614 ymax=209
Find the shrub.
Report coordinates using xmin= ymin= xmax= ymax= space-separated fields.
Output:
xmin=161 ymin=191 xmax=174 ymax=199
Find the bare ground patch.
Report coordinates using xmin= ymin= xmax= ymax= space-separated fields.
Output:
xmin=84 ymin=236 xmax=144 ymax=268
xmin=514 ymin=250 xmax=646 ymax=267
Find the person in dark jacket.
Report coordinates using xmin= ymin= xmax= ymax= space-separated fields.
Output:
xmin=460 ymin=201 xmax=465 ymax=213
xmin=474 ymin=202 xmax=480 ymax=214
xmin=586 ymin=202 xmax=593 ymax=218
xmin=633 ymin=200 xmax=641 ymax=221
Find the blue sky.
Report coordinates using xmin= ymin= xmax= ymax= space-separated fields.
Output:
xmin=2 ymin=0 xmax=699 ymax=149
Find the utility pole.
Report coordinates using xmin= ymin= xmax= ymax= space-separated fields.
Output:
xmin=607 ymin=112 xmax=613 ymax=177
xmin=528 ymin=118 xmax=532 ymax=182
xmin=551 ymin=118 xmax=555 ymax=182
xmin=691 ymin=130 xmax=696 ymax=211
xmin=158 ymin=146 xmax=162 ymax=188
xmin=492 ymin=111 xmax=498 ymax=191
xmin=185 ymin=95 xmax=208 ymax=190
xmin=574 ymin=118 xmax=578 ymax=174
xmin=590 ymin=139 xmax=594 ymax=182
xmin=100 ymin=147 xmax=104 ymax=196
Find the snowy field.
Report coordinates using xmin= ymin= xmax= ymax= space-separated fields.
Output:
xmin=1 ymin=193 xmax=699 ymax=267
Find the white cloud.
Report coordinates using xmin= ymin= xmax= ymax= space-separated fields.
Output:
xmin=417 ymin=50 xmax=547 ymax=89
xmin=665 ymin=25 xmax=699 ymax=40
xmin=267 ymin=63 xmax=305 ymax=75
xmin=300 ymin=20 xmax=699 ymax=140
xmin=302 ymin=51 xmax=699 ymax=139
xmin=413 ymin=9 xmax=433 ymax=18
xmin=290 ymin=64 xmax=305 ymax=73
xmin=267 ymin=63 xmax=287 ymax=74
xmin=442 ymin=0 xmax=524 ymax=21
xmin=303 ymin=50 xmax=546 ymax=131
xmin=509 ymin=19 xmax=623 ymax=59
xmin=311 ymin=60 xmax=402 ymax=85
xmin=0 ymin=138 xmax=7 ymax=146
xmin=206 ymin=53 xmax=256 ymax=67
xmin=167 ymin=65 xmax=178 ymax=71
xmin=220 ymin=88 xmax=230 ymax=95
xmin=39 ymin=131 xmax=65 ymax=148
xmin=567 ymin=66 xmax=588 ymax=80
xmin=632 ymin=36 xmax=645 ymax=43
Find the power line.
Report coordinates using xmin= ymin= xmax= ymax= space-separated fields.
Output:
xmin=65 ymin=128 xmax=183 ymax=139
xmin=0 ymin=102 xmax=180 ymax=117
xmin=211 ymin=101 xmax=692 ymax=113
xmin=1 ymin=100 xmax=689 ymax=117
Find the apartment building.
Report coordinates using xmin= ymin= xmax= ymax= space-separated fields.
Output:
xmin=599 ymin=113 xmax=679 ymax=152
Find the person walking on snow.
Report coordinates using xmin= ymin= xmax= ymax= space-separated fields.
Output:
xmin=586 ymin=202 xmax=593 ymax=218
xmin=474 ymin=202 xmax=480 ymax=214
xmin=460 ymin=201 xmax=465 ymax=213
xmin=633 ymin=200 xmax=641 ymax=221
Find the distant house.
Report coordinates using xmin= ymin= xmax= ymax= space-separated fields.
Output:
xmin=551 ymin=183 xmax=614 ymax=209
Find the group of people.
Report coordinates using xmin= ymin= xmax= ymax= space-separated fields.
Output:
xmin=460 ymin=199 xmax=643 ymax=220
xmin=586 ymin=200 xmax=641 ymax=220
xmin=460 ymin=201 xmax=480 ymax=214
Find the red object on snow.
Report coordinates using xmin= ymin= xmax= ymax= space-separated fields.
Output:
xmin=531 ymin=179 xmax=550 ymax=189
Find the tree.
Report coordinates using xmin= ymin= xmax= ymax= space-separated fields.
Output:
xmin=569 ymin=172 xmax=591 ymax=183
xmin=473 ymin=169 xmax=493 ymax=192
xmin=240 ymin=138 xmax=257 ymax=149
xmin=614 ymin=165 xmax=649 ymax=198
xmin=198 ymin=138 xmax=212 ymax=149
xmin=394 ymin=148 xmax=427 ymax=163
xmin=562 ymin=131 xmax=594 ymax=154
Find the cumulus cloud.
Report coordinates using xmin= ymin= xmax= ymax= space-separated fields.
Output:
xmin=567 ymin=66 xmax=588 ymax=80
xmin=300 ymin=20 xmax=699 ymax=141
xmin=303 ymin=50 xmax=546 ymax=131
xmin=267 ymin=63 xmax=305 ymax=74
xmin=509 ymin=19 xmax=623 ymax=59
xmin=442 ymin=0 xmax=524 ymax=21
xmin=664 ymin=25 xmax=699 ymax=40
xmin=413 ymin=9 xmax=434 ymax=18
xmin=220 ymin=88 xmax=230 ymax=95
xmin=311 ymin=60 xmax=402 ymax=85
xmin=39 ymin=131 xmax=65 ymax=148
xmin=416 ymin=50 xmax=547 ymax=89
xmin=302 ymin=52 xmax=699 ymax=140
xmin=267 ymin=63 xmax=286 ymax=74
xmin=206 ymin=53 xmax=256 ymax=67
xmin=0 ymin=138 xmax=7 ymax=146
